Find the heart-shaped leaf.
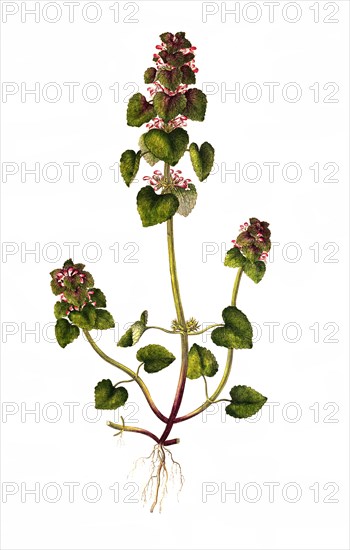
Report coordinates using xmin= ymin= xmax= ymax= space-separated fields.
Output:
xmin=120 ymin=149 xmax=141 ymax=186
xmin=182 ymin=88 xmax=207 ymax=121
xmin=136 ymin=344 xmax=175 ymax=373
xmin=88 ymin=288 xmax=106 ymax=308
xmin=144 ymin=128 xmax=189 ymax=166
xmin=139 ymin=134 xmax=160 ymax=167
xmin=166 ymin=52 xmax=186 ymax=68
xmin=94 ymin=309 xmax=115 ymax=330
xmin=94 ymin=379 xmax=128 ymax=410
xmin=144 ymin=67 xmax=156 ymax=84
xmin=158 ymin=68 xmax=182 ymax=92
xmin=189 ymin=142 xmax=215 ymax=181
xmin=153 ymin=92 xmax=186 ymax=123
xmin=225 ymin=385 xmax=267 ymax=418
xmin=187 ymin=343 xmax=219 ymax=380
xmin=137 ymin=186 xmax=179 ymax=227
xmin=127 ymin=93 xmax=155 ymax=127
xmin=69 ymin=304 xmax=97 ymax=330
xmin=211 ymin=306 xmax=253 ymax=349
xmin=180 ymin=65 xmax=196 ymax=85
xmin=171 ymin=183 xmax=197 ymax=217
xmin=54 ymin=301 xmax=69 ymax=319
xmin=243 ymin=260 xmax=266 ymax=284
xmin=224 ymin=247 xmax=246 ymax=269
xmin=118 ymin=311 xmax=148 ymax=347
xmin=55 ymin=318 xmax=80 ymax=348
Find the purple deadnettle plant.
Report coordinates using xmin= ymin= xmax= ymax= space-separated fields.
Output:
xmin=50 ymin=31 xmax=271 ymax=512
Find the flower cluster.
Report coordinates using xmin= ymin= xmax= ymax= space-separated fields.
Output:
xmin=232 ymin=218 xmax=271 ymax=262
xmin=50 ymin=259 xmax=96 ymax=311
xmin=146 ymin=114 xmax=188 ymax=131
xmin=143 ymin=169 xmax=191 ymax=191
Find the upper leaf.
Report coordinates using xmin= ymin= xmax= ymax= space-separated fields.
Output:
xmin=55 ymin=318 xmax=80 ymax=348
xmin=94 ymin=309 xmax=115 ymax=330
xmin=187 ymin=343 xmax=219 ymax=380
xmin=180 ymin=65 xmax=196 ymax=85
xmin=88 ymin=288 xmax=107 ymax=308
xmin=153 ymin=92 xmax=186 ymax=123
xmin=144 ymin=67 xmax=157 ymax=84
xmin=137 ymin=186 xmax=179 ymax=227
xmin=211 ymin=306 xmax=253 ymax=349
xmin=171 ymin=183 xmax=197 ymax=217
xmin=118 ymin=311 xmax=148 ymax=347
xmin=144 ymin=128 xmax=189 ymax=166
xmin=243 ymin=260 xmax=266 ymax=284
xmin=157 ymin=68 xmax=182 ymax=92
xmin=225 ymin=385 xmax=267 ymax=418
xmin=136 ymin=344 xmax=176 ymax=373
xmin=139 ymin=134 xmax=160 ymax=167
xmin=224 ymin=247 xmax=246 ymax=269
xmin=127 ymin=93 xmax=155 ymax=127
xmin=189 ymin=142 xmax=215 ymax=181
xmin=94 ymin=379 xmax=128 ymax=410
xmin=182 ymin=88 xmax=207 ymax=121
xmin=120 ymin=149 xmax=141 ymax=186
xmin=69 ymin=303 xmax=97 ymax=330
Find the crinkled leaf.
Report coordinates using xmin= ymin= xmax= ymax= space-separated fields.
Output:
xmin=182 ymin=88 xmax=207 ymax=121
xmin=166 ymin=52 xmax=185 ymax=68
xmin=211 ymin=306 xmax=253 ymax=349
xmin=243 ymin=260 xmax=266 ymax=284
xmin=189 ymin=142 xmax=215 ymax=181
xmin=144 ymin=128 xmax=189 ymax=166
xmin=54 ymin=301 xmax=69 ymax=319
xmin=157 ymin=68 xmax=182 ymax=92
xmin=139 ymin=134 xmax=160 ymax=167
xmin=127 ymin=93 xmax=155 ymax=127
xmin=69 ymin=304 xmax=97 ymax=330
xmin=137 ymin=186 xmax=179 ymax=227
xmin=153 ymin=92 xmax=186 ymax=123
xmin=94 ymin=379 xmax=128 ymax=410
xmin=88 ymin=288 xmax=106 ymax=308
xmin=224 ymin=247 xmax=246 ymax=269
xmin=55 ymin=318 xmax=80 ymax=348
xmin=171 ymin=183 xmax=197 ymax=217
xmin=94 ymin=309 xmax=115 ymax=330
xmin=144 ymin=67 xmax=156 ymax=84
xmin=226 ymin=385 xmax=267 ymax=418
xmin=120 ymin=149 xmax=141 ymax=186
xmin=136 ymin=344 xmax=175 ymax=373
xmin=180 ymin=65 xmax=196 ymax=85
xmin=187 ymin=343 xmax=219 ymax=380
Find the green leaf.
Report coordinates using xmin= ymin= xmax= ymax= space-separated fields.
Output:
xmin=180 ymin=65 xmax=196 ymax=85
xmin=171 ymin=183 xmax=197 ymax=217
xmin=182 ymin=88 xmax=207 ymax=121
xmin=89 ymin=288 xmax=106 ymax=308
xmin=117 ymin=311 xmax=148 ymax=347
xmin=69 ymin=304 xmax=97 ymax=330
xmin=55 ymin=318 xmax=80 ymax=348
xmin=224 ymin=247 xmax=246 ymax=269
xmin=120 ymin=149 xmax=141 ymax=186
xmin=153 ymin=92 xmax=186 ymax=123
xmin=144 ymin=128 xmax=189 ymax=166
xmin=144 ymin=67 xmax=156 ymax=84
xmin=166 ymin=52 xmax=185 ymax=68
xmin=187 ymin=343 xmax=219 ymax=380
xmin=127 ymin=93 xmax=155 ymax=127
xmin=94 ymin=379 xmax=128 ymax=410
xmin=189 ymin=142 xmax=214 ymax=181
xmin=225 ymin=385 xmax=267 ymax=419
xmin=136 ymin=344 xmax=175 ymax=373
xmin=211 ymin=306 xmax=253 ymax=349
xmin=243 ymin=260 xmax=266 ymax=284
xmin=137 ymin=186 xmax=179 ymax=227
xmin=139 ymin=134 xmax=160 ymax=167
xmin=94 ymin=309 xmax=115 ymax=330
xmin=158 ymin=68 xmax=182 ymax=92
xmin=54 ymin=301 xmax=69 ymax=319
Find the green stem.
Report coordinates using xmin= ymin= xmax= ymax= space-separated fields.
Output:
xmin=158 ymin=170 xmax=189 ymax=444
xmin=83 ymin=330 xmax=168 ymax=423
xmin=145 ymin=326 xmax=179 ymax=335
xmin=188 ymin=323 xmax=223 ymax=336
xmin=175 ymin=267 xmax=243 ymax=423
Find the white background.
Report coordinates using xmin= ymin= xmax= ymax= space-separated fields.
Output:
xmin=1 ymin=1 xmax=349 ymax=549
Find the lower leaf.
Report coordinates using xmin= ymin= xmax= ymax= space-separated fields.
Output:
xmin=225 ymin=385 xmax=267 ymax=418
xmin=94 ymin=379 xmax=128 ymax=410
